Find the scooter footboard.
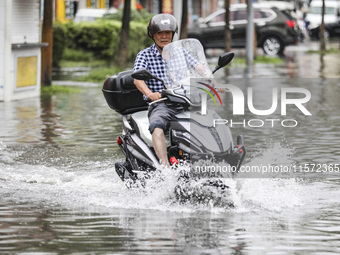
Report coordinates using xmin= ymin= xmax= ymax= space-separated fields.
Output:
xmin=120 ymin=132 xmax=162 ymax=170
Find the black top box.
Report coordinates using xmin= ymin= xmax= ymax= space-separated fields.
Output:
xmin=102 ymin=70 xmax=148 ymax=115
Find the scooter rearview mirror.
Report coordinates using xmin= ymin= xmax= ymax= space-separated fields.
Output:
xmin=212 ymin=52 xmax=235 ymax=74
xmin=218 ymin=52 xmax=235 ymax=67
xmin=132 ymin=68 xmax=166 ymax=88
xmin=131 ymin=69 xmax=155 ymax=81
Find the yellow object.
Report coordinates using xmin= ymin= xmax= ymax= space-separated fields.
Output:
xmin=56 ymin=0 xmax=66 ymax=22
xmin=99 ymin=0 xmax=105 ymax=8
xmin=132 ymin=0 xmax=136 ymax=9
xmin=16 ymin=56 xmax=37 ymax=88
xmin=162 ymin=0 xmax=172 ymax=13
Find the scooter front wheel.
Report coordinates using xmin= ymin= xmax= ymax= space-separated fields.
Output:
xmin=115 ymin=161 xmax=137 ymax=182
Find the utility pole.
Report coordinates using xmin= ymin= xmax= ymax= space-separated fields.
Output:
xmin=173 ymin=0 xmax=182 ymax=41
xmin=246 ymin=0 xmax=254 ymax=72
xmin=320 ymin=0 xmax=326 ymax=52
xmin=41 ymin=0 xmax=53 ymax=86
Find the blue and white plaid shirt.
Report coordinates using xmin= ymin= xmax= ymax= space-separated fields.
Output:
xmin=133 ymin=44 xmax=168 ymax=99
xmin=134 ymin=43 xmax=199 ymax=100
xmin=166 ymin=47 xmax=198 ymax=83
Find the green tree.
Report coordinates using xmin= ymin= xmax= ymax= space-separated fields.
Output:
xmin=41 ymin=0 xmax=53 ymax=86
xmin=115 ymin=0 xmax=131 ymax=68
xmin=224 ymin=0 xmax=231 ymax=52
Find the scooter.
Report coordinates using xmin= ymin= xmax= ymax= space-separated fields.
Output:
xmin=102 ymin=39 xmax=246 ymax=188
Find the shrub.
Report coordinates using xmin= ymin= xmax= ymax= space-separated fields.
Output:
xmin=53 ymin=20 xmax=153 ymax=65
xmin=52 ymin=23 xmax=67 ymax=67
xmin=41 ymin=85 xmax=81 ymax=95
xmin=75 ymin=65 xmax=123 ymax=83
xmin=62 ymin=48 xmax=94 ymax=62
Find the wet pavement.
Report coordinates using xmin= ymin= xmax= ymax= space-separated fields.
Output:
xmin=0 ymin=40 xmax=340 ymax=254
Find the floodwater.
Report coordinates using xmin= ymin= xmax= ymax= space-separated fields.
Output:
xmin=1 ymin=43 xmax=340 ymax=254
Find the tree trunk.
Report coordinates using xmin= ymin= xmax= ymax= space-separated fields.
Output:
xmin=179 ymin=0 xmax=188 ymax=39
xmin=224 ymin=0 xmax=231 ymax=52
xmin=115 ymin=0 xmax=131 ymax=68
xmin=41 ymin=0 xmax=53 ymax=87
xmin=319 ymin=0 xmax=326 ymax=52
xmin=253 ymin=24 xmax=257 ymax=58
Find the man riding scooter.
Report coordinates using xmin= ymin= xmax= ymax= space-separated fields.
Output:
xmin=133 ymin=14 xmax=184 ymax=168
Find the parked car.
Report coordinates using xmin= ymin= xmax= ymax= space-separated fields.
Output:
xmin=187 ymin=3 xmax=300 ymax=55
xmin=309 ymin=20 xmax=340 ymax=39
xmin=258 ymin=0 xmax=306 ymax=41
xmin=74 ymin=8 xmax=117 ymax=22
xmin=305 ymin=1 xmax=340 ymax=40
xmin=305 ymin=1 xmax=340 ymax=32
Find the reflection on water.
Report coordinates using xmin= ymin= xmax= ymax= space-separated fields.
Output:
xmin=215 ymin=42 xmax=340 ymax=79
xmin=1 ymin=180 xmax=340 ymax=254
xmin=218 ymin=78 xmax=340 ymax=166
xmin=1 ymin=46 xmax=340 ymax=254
xmin=1 ymin=88 xmax=122 ymax=159
xmin=283 ymin=51 xmax=340 ymax=78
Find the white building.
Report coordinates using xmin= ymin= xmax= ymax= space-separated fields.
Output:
xmin=0 ymin=0 xmax=44 ymax=102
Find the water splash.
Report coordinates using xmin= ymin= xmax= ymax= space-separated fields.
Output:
xmin=0 ymin=141 xmax=322 ymax=215
xmin=234 ymin=142 xmax=313 ymax=213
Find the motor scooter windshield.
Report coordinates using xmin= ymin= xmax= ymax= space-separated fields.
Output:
xmin=162 ymin=39 xmax=214 ymax=105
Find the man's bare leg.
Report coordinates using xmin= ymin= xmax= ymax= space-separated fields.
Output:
xmin=152 ymin=127 xmax=169 ymax=167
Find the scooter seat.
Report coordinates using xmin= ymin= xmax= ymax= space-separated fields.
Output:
xmin=130 ymin=110 xmax=170 ymax=148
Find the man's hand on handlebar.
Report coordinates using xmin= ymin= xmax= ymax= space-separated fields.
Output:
xmin=147 ymin=92 xmax=162 ymax=101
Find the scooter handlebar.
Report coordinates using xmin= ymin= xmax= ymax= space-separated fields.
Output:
xmin=148 ymin=97 xmax=168 ymax=106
